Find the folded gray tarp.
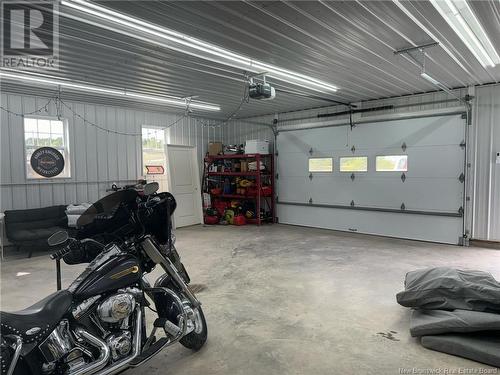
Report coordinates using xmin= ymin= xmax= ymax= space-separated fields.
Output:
xmin=421 ymin=333 xmax=500 ymax=368
xmin=397 ymin=267 xmax=500 ymax=312
xmin=397 ymin=267 xmax=500 ymax=367
xmin=410 ymin=309 xmax=500 ymax=337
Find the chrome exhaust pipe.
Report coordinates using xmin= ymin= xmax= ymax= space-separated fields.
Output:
xmin=70 ymin=328 xmax=110 ymax=375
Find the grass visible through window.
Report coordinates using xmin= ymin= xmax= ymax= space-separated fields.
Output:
xmin=339 ymin=156 xmax=367 ymax=172
xmin=376 ymin=155 xmax=408 ymax=172
xmin=309 ymin=158 xmax=333 ymax=172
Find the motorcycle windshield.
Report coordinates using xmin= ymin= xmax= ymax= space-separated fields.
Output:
xmin=77 ymin=189 xmax=138 ymax=227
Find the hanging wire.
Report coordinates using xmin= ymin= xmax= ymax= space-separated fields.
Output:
xmin=58 ymin=99 xmax=141 ymax=136
xmin=1 ymin=94 xmax=190 ymax=137
xmin=59 ymin=99 xmax=188 ymax=137
xmin=198 ymin=118 xmax=224 ymax=129
xmin=0 ymin=98 xmax=53 ymax=117
xmin=224 ymin=73 xmax=250 ymax=123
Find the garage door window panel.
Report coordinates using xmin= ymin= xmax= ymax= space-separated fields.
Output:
xmin=369 ymin=147 xmax=463 ymax=178
xmin=339 ymin=156 xmax=368 ymax=172
xmin=376 ymin=155 xmax=408 ymax=172
xmin=308 ymin=158 xmax=333 ymax=173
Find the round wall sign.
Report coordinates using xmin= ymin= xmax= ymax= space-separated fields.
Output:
xmin=30 ymin=147 xmax=65 ymax=178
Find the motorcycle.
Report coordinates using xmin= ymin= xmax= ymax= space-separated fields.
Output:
xmin=0 ymin=182 xmax=207 ymax=375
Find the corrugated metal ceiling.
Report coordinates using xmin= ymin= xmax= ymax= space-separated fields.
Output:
xmin=2 ymin=0 xmax=499 ymax=119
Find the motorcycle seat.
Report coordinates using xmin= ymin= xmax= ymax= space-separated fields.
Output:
xmin=0 ymin=290 xmax=72 ymax=344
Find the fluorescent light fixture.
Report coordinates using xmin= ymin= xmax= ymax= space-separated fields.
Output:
xmin=420 ymin=70 xmax=463 ymax=102
xmin=61 ymin=0 xmax=339 ymax=93
xmin=429 ymin=0 xmax=500 ymax=67
xmin=420 ymin=72 xmax=441 ymax=86
xmin=0 ymin=71 xmax=221 ymax=112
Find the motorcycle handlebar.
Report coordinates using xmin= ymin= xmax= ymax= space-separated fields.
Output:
xmin=50 ymin=239 xmax=80 ymax=261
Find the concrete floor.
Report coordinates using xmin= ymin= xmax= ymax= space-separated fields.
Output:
xmin=1 ymin=224 xmax=500 ymax=374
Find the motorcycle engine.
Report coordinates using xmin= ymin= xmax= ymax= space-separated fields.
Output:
xmin=97 ymin=293 xmax=135 ymax=323
xmin=106 ymin=331 xmax=132 ymax=360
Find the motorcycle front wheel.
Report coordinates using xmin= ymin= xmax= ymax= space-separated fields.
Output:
xmin=180 ymin=306 xmax=207 ymax=351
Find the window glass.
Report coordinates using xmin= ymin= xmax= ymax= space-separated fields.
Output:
xmin=24 ymin=118 xmax=70 ymax=179
xmin=376 ymin=155 xmax=408 ymax=172
xmin=142 ymin=126 xmax=168 ymax=192
xmin=308 ymin=158 xmax=333 ymax=173
xmin=24 ymin=118 xmax=37 ymax=133
xmin=38 ymin=119 xmax=51 ymax=133
xmin=50 ymin=120 xmax=63 ymax=135
xmin=142 ymin=127 xmax=167 ymax=174
xmin=339 ymin=156 xmax=368 ymax=172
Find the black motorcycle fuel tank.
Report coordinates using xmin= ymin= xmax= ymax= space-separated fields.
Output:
xmin=72 ymin=252 xmax=141 ymax=300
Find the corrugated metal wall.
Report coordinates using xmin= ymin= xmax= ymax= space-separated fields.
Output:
xmin=472 ymin=84 xmax=500 ymax=241
xmin=2 ymin=86 xmax=498 ymax=241
xmin=224 ymin=86 xmax=500 ymax=241
xmin=0 ymin=92 xmax=221 ymax=211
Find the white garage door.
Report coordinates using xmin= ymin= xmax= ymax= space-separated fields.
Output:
xmin=277 ymin=113 xmax=466 ymax=244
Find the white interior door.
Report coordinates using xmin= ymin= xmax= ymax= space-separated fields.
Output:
xmin=276 ymin=113 xmax=466 ymax=244
xmin=165 ymin=145 xmax=203 ymax=228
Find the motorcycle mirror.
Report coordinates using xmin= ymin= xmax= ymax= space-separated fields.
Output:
xmin=48 ymin=231 xmax=69 ymax=246
xmin=143 ymin=182 xmax=159 ymax=196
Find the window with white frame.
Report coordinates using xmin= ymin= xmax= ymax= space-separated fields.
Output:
xmin=24 ymin=117 xmax=71 ymax=179
xmin=142 ymin=127 xmax=167 ymax=174
xmin=142 ymin=126 xmax=168 ymax=192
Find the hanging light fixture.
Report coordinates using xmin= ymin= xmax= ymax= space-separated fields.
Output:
xmin=60 ymin=0 xmax=339 ymax=94
xmin=0 ymin=71 xmax=221 ymax=112
xmin=429 ymin=0 xmax=500 ymax=67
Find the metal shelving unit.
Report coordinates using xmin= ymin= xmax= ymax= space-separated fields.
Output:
xmin=203 ymin=154 xmax=275 ymax=225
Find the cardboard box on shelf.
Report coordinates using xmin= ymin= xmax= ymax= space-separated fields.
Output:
xmin=208 ymin=142 xmax=223 ymax=156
